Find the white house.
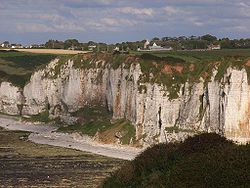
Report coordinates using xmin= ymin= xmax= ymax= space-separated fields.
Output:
xmin=88 ymin=45 xmax=97 ymax=51
xmin=11 ymin=44 xmax=23 ymax=49
xmin=144 ymin=40 xmax=150 ymax=49
xmin=138 ymin=40 xmax=173 ymax=51
xmin=149 ymin=43 xmax=173 ymax=51
xmin=113 ymin=46 xmax=119 ymax=51
xmin=208 ymin=44 xmax=221 ymax=50
xmin=149 ymin=42 xmax=163 ymax=50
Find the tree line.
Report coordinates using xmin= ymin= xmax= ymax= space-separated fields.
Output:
xmin=43 ymin=34 xmax=250 ymax=51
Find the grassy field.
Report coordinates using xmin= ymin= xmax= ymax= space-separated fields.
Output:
xmin=11 ymin=48 xmax=88 ymax=55
xmin=0 ymin=50 xmax=58 ymax=87
xmin=133 ymin=49 xmax=250 ymax=62
xmin=0 ymin=127 xmax=123 ymax=187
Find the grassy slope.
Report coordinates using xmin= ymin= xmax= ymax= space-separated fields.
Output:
xmin=103 ymin=133 xmax=250 ymax=188
xmin=0 ymin=50 xmax=57 ymax=87
xmin=57 ymin=106 xmax=136 ymax=145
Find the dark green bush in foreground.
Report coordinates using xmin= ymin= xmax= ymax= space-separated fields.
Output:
xmin=103 ymin=133 xmax=250 ymax=188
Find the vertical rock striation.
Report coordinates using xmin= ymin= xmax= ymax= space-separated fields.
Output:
xmin=1 ymin=57 xmax=250 ymax=145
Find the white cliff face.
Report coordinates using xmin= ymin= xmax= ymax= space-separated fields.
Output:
xmin=222 ymin=68 xmax=250 ymax=142
xmin=23 ymin=59 xmax=108 ymax=116
xmin=1 ymin=57 xmax=250 ymax=145
xmin=0 ymin=82 xmax=23 ymax=115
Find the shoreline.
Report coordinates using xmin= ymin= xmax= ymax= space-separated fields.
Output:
xmin=0 ymin=115 xmax=142 ymax=160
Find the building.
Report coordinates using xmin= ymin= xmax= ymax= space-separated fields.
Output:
xmin=28 ymin=44 xmax=45 ymax=48
xmin=88 ymin=45 xmax=97 ymax=51
xmin=138 ymin=40 xmax=173 ymax=52
xmin=149 ymin=42 xmax=164 ymax=50
xmin=113 ymin=46 xmax=119 ymax=52
xmin=149 ymin=43 xmax=173 ymax=51
xmin=144 ymin=40 xmax=150 ymax=49
xmin=0 ymin=41 xmax=10 ymax=48
xmin=11 ymin=44 xmax=23 ymax=49
xmin=208 ymin=44 xmax=221 ymax=50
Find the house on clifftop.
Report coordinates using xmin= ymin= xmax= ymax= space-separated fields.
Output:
xmin=208 ymin=44 xmax=221 ymax=50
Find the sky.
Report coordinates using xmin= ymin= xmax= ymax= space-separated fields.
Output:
xmin=1 ymin=0 xmax=250 ymax=45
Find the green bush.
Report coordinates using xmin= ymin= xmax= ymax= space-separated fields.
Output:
xmin=102 ymin=133 xmax=250 ymax=188
xmin=29 ymin=110 xmax=50 ymax=123
xmin=57 ymin=106 xmax=136 ymax=145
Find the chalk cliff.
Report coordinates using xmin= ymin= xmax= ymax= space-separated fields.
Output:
xmin=1 ymin=54 xmax=250 ymax=145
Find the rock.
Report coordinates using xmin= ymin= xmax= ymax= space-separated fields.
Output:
xmin=0 ymin=82 xmax=23 ymax=115
xmin=1 ymin=57 xmax=250 ymax=146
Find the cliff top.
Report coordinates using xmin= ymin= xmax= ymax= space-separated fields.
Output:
xmin=1 ymin=49 xmax=250 ymax=91
xmin=0 ymin=50 xmax=58 ymax=87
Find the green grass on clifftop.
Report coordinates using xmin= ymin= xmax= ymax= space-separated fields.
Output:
xmin=103 ymin=133 xmax=250 ymax=188
xmin=3 ymin=49 xmax=250 ymax=96
xmin=134 ymin=49 xmax=250 ymax=99
xmin=47 ymin=50 xmax=250 ymax=100
xmin=0 ymin=50 xmax=57 ymax=87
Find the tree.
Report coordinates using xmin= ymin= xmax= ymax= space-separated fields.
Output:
xmin=45 ymin=40 xmax=64 ymax=49
xmin=201 ymin=34 xmax=217 ymax=43
xmin=152 ymin=37 xmax=160 ymax=41
xmin=64 ymin=39 xmax=79 ymax=49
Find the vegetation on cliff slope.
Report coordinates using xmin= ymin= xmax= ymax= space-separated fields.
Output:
xmin=57 ymin=106 xmax=136 ymax=145
xmin=103 ymin=133 xmax=250 ymax=188
xmin=49 ymin=49 xmax=250 ymax=99
xmin=3 ymin=49 xmax=250 ymax=97
xmin=137 ymin=49 xmax=250 ymax=98
xmin=0 ymin=50 xmax=57 ymax=87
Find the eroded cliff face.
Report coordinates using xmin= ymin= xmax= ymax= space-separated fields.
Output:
xmin=1 ymin=56 xmax=250 ymax=145
xmin=0 ymin=82 xmax=23 ymax=115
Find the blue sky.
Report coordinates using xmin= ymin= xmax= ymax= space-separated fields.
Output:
xmin=1 ymin=0 xmax=250 ymax=45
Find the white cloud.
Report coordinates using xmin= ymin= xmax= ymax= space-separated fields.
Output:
xmin=101 ymin=18 xmax=137 ymax=26
xmin=239 ymin=2 xmax=250 ymax=8
xmin=16 ymin=22 xmax=85 ymax=33
xmin=53 ymin=23 xmax=85 ymax=32
xmin=162 ymin=6 xmax=180 ymax=16
xmin=118 ymin=7 xmax=154 ymax=16
xmin=1 ymin=0 xmax=250 ymax=42
xmin=85 ymin=17 xmax=137 ymax=32
xmin=16 ymin=24 xmax=55 ymax=33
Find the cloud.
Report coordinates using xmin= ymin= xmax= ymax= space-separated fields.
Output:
xmin=162 ymin=6 xmax=180 ymax=16
xmin=86 ymin=17 xmax=137 ymax=32
xmin=53 ymin=23 xmax=85 ymax=32
xmin=16 ymin=22 xmax=85 ymax=33
xmin=60 ymin=0 xmax=116 ymax=8
xmin=17 ymin=24 xmax=55 ymax=33
xmin=1 ymin=0 xmax=250 ymax=43
xmin=238 ymin=2 xmax=250 ymax=8
xmin=118 ymin=7 xmax=154 ymax=16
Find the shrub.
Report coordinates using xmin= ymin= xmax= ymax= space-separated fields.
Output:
xmin=103 ymin=133 xmax=250 ymax=188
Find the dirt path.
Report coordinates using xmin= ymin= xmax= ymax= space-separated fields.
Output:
xmin=0 ymin=115 xmax=142 ymax=160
